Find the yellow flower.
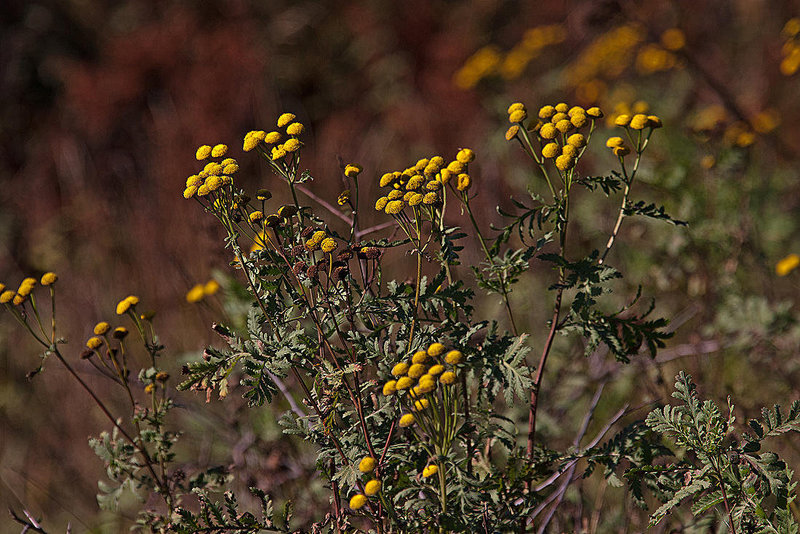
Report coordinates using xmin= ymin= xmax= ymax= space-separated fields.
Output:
xmin=606 ymin=136 xmax=624 ymax=148
xmin=86 ymin=337 xmax=103 ymax=350
xmin=428 ymin=364 xmax=445 ymax=375
xmin=570 ymin=113 xmax=588 ymax=128
xmin=12 ymin=294 xmax=25 ymax=306
xmin=629 ymin=114 xmax=649 ymax=130
xmin=427 ymin=342 xmax=446 ymax=357
xmin=375 ymin=197 xmax=389 ymax=211
xmin=456 ymin=173 xmax=471 ymax=192
xmin=614 ymin=114 xmax=631 ymax=127
xmin=364 ymin=479 xmax=382 ymax=496
xmin=93 ymin=322 xmax=110 ymax=335
xmin=456 ymin=148 xmax=475 ymax=163
xmin=396 ymin=376 xmax=414 ymax=390
xmin=349 ymin=494 xmax=367 ymax=510
xmin=337 ymin=190 xmax=351 ymax=206
xmin=542 ymin=143 xmax=559 ymax=159
xmin=243 ymin=130 xmax=266 ymax=151
xmin=18 ymin=278 xmax=36 ymax=296
xmin=196 ymin=184 xmax=210 ymax=197
xmin=382 ymin=380 xmax=397 ymax=396
xmin=344 ymin=163 xmax=362 ymax=177
xmin=204 ymin=162 xmax=223 ymax=175
xmin=286 ymin=122 xmax=304 ymax=135
xmin=422 ymin=464 xmax=439 ymax=477
xmin=776 ymin=254 xmax=800 ymax=276
xmin=447 ymin=160 xmax=465 ymax=174
xmin=186 ymin=284 xmax=204 ymax=303
xmin=660 ymin=28 xmax=685 ymax=51
xmin=271 ymin=146 xmax=287 ymax=160
xmin=613 ymin=146 xmax=630 ymax=157
xmin=508 ymin=102 xmax=526 ymax=114
xmin=438 ymin=168 xmax=453 ymax=184
xmin=411 ymin=350 xmax=429 ymax=364
xmin=440 ymin=371 xmax=457 ymax=385
xmin=321 ymin=238 xmax=337 ymax=253
xmin=186 ymin=175 xmax=202 ymax=188
xmin=539 ymin=123 xmax=557 ymax=139
xmin=538 ymin=105 xmax=555 ymax=119
xmin=568 ymin=105 xmax=585 ymax=117
xmin=195 ymin=145 xmax=212 ymax=160
xmin=385 ymin=200 xmax=405 ymax=214
xmin=422 ymin=192 xmax=439 ymax=205
xmin=264 ymin=131 xmax=282 ymax=144
xmin=116 ymin=295 xmax=139 ymax=315
xmin=249 ymin=211 xmax=264 ymax=222
xmin=0 ymin=290 xmax=15 ymax=303
xmin=567 ymin=134 xmax=586 ymax=148
xmin=379 ymin=172 xmax=395 ymax=187
xmin=406 ymin=175 xmax=424 ymax=190
xmin=509 ymin=109 xmax=527 ymax=123
xmin=392 ymin=362 xmax=410 ymax=376
xmin=223 ymin=163 xmax=239 ymax=175
xmin=550 ymin=112 xmax=568 ymax=124
xmin=277 ymin=113 xmax=296 ymax=128
xmin=586 ymin=107 xmax=604 ymax=118
xmin=204 ymin=280 xmax=220 ymax=296
xmin=505 ymin=125 xmax=520 ymax=141
xmin=41 ymin=272 xmax=58 ymax=286
xmin=205 ymin=176 xmax=222 ymax=191
xmin=413 ymin=399 xmax=430 ymax=411
xmin=256 ymin=189 xmax=272 ymax=201
xmin=555 ymin=119 xmax=573 ymax=133
xmin=555 ymin=154 xmax=575 ymax=171
xmin=554 ymin=102 xmax=569 ymax=113
xmin=113 ymin=326 xmax=129 ymax=339
xmin=399 ymin=413 xmax=416 ymax=427
xmin=562 ymin=145 xmax=577 ymax=157
xmin=408 ymin=193 xmax=424 ymax=206
xmin=211 ymin=144 xmax=228 ymax=158
xmin=359 ymin=456 xmax=377 ymax=473
xmin=283 ymin=138 xmax=301 ymax=152
xmin=647 ymin=115 xmax=663 ymax=128
xmin=408 ymin=363 xmax=427 ymax=378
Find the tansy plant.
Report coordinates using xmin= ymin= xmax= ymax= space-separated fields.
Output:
xmin=5 ymin=101 xmax=798 ymax=533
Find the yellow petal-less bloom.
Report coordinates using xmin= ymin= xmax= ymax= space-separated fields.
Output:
xmin=349 ymin=494 xmax=367 ymax=510
xmin=249 ymin=211 xmax=264 ymax=223
xmin=264 ymin=131 xmax=282 ymax=144
xmin=438 ymin=168 xmax=453 ymax=184
xmin=427 ymin=343 xmax=446 ymax=357
xmin=539 ymin=123 xmax=557 ymax=139
xmin=428 ymin=364 xmax=445 ymax=375
xmin=364 ymin=479 xmax=382 ymax=496
xmin=413 ymin=399 xmax=430 ymax=411
xmin=408 ymin=363 xmax=427 ymax=378
xmin=379 ymin=172 xmax=395 ymax=187
xmin=542 ymin=142 xmax=559 ymax=159
xmin=505 ymin=125 xmax=520 ymax=141
xmin=613 ymin=146 xmax=630 ymax=157
xmin=509 ymin=109 xmax=527 ymax=123
xmin=456 ymin=173 xmax=471 ymax=192
xmin=284 ymin=138 xmax=301 ymax=152
xmin=113 ymin=326 xmax=129 ymax=339
xmin=243 ymin=130 xmax=266 ymax=151
xmin=567 ymin=133 xmax=586 ymax=148
xmin=186 ymin=175 xmax=202 ymax=187
xmin=12 ymin=294 xmax=25 ymax=306
xmin=408 ymin=193 xmax=424 ymax=206
xmin=0 ymin=290 xmax=16 ymax=303
xmin=422 ymin=464 xmax=439 ymax=477
xmin=93 ymin=322 xmax=111 ymax=335
xmin=321 ymin=238 xmax=337 ymax=253
xmin=86 ymin=337 xmax=103 ymax=350
xmin=183 ymin=186 xmax=197 ymax=199
xmin=344 ymin=164 xmax=362 ymax=177
xmin=586 ymin=107 xmax=604 ymax=118
xmin=399 ymin=414 xmax=416 ymax=427
xmin=385 ymin=200 xmax=405 ymax=214
xmin=456 ymin=148 xmax=475 ymax=163
xmin=570 ymin=113 xmax=588 ymax=128
xmin=555 ymin=154 xmax=575 ymax=171
xmin=647 ymin=115 xmax=663 ymax=128
xmin=392 ymin=362 xmax=410 ymax=376
xmin=440 ymin=371 xmax=457 ymax=385
xmin=562 ymin=145 xmax=577 ymax=157
xmin=555 ymin=119 xmax=573 ymax=133
xmin=568 ymin=105 xmax=585 ymax=117
xmin=776 ymin=254 xmax=800 ymax=276
xmin=223 ymin=163 xmax=239 ymax=175
xmin=186 ymin=284 xmax=204 ymax=303
xmin=507 ymin=102 xmax=526 ymax=114
xmin=554 ymin=102 xmax=569 ymax=113
xmin=271 ymin=146 xmax=287 ymax=160
xmin=18 ymin=278 xmax=36 ymax=296
xmin=382 ymin=380 xmax=397 ymax=395
xmin=211 ymin=144 xmax=228 ymax=158
xmin=277 ymin=113 xmax=296 ymax=128
xmin=550 ymin=112 xmax=568 ymax=124
xmin=614 ymin=114 xmax=631 ymax=127
xmin=204 ymin=280 xmax=220 ymax=296
xmin=41 ymin=272 xmax=58 ymax=286
xmin=359 ymin=456 xmax=377 ymax=473
xmin=411 ymin=350 xmax=428 ymax=364
xmin=447 ymin=160 xmax=465 ymax=174
xmin=629 ymin=114 xmax=649 ymax=130
xmin=538 ymin=105 xmax=555 ymax=119
xmin=195 ymin=145 xmax=212 ymax=160
xmin=116 ymin=295 xmax=137 ymax=315
xmin=396 ymin=376 xmax=414 ymax=390
xmin=606 ymin=136 xmax=624 ymax=148
xmin=286 ymin=122 xmax=304 ymax=136
xmin=205 ymin=176 xmax=222 ymax=191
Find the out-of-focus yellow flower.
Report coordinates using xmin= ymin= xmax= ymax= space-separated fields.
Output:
xmin=349 ymin=494 xmax=367 ymax=510
xmin=776 ymin=254 xmax=800 ymax=276
xmin=204 ymin=280 xmax=220 ymax=296
xmin=186 ymin=284 xmax=204 ymax=303
xmin=364 ymin=479 xmax=382 ymax=496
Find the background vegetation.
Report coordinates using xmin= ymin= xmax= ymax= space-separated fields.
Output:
xmin=2 ymin=0 xmax=800 ymax=531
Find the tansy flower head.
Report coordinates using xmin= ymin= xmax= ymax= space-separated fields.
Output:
xmin=428 ymin=364 xmax=445 ymax=375
xmin=614 ymin=114 xmax=631 ymax=127
xmin=321 ymin=238 xmax=337 ymax=253
xmin=551 ymin=112 xmax=568 ymax=124
xmin=422 ymin=464 xmax=439 ymax=477
xmin=243 ymin=130 xmax=266 ymax=151
xmin=186 ymin=175 xmax=202 ymax=187
xmin=182 ymin=186 xmax=197 ymax=199
xmin=456 ymin=173 xmax=471 ymax=191
xmin=509 ymin=109 xmax=527 ymax=123
xmin=349 ymin=494 xmax=367 ymax=510
xmin=283 ymin=138 xmax=301 ymax=152
xmin=399 ymin=413 xmax=416 ymax=427
xmin=613 ymin=145 xmax=630 ymax=157
xmin=427 ymin=342 xmax=446 ymax=357
xmin=408 ymin=363 xmax=427 ymax=378
xmin=186 ymin=284 xmax=204 ymax=303
xmin=223 ymin=162 xmax=239 ymax=175
xmin=264 ymin=131 xmax=282 ymax=144
xmin=379 ymin=173 xmax=395 ymax=187
xmin=554 ymin=102 xmax=569 ymax=113
xmin=539 ymin=123 xmax=557 ymax=139
xmin=606 ymin=136 xmax=624 ymax=148
xmin=445 ymin=350 xmax=463 ymax=364
xmin=344 ymin=163 xmax=362 ymax=178
xmin=561 ymin=145 xmax=577 ymax=157
xmin=555 ymin=154 xmax=575 ymax=171
xmin=411 ymin=350 xmax=428 ymax=364
xmin=382 ymin=380 xmax=397 ymax=395
xmin=359 ymin=456 xmax=377 ymax=473
xmin=542 ymin=142 xmax=559 ymax=159
xmin=271 ymin=146 xmax=287 ymax=160
xmin=211 ymin=144 xmax=228 ymax=158
xmin=508 ymin=102 xmax=526 ymax=114
xmin=570 ymin=114 xmax=588 ymax=128
xmin=18 ymin=278 xmax=36 ymax=296
xmin=586 ymin=106 xmax=604 ymax=118
xmin=555 ymin=119 xmax=573 ymax=133
xmin=286 ymin=122 xmax=304 ymax=135
xmin=196 ymin=145 xmax=212 ymax=160
xmin=629 ymin=114 xmax=649 ymax=130
xmin=12 ymin=294 xmax=25 ymax=306
xmin=456 ymin=148 xmax=475 ymax=163
xmin=422 ymin=191 xmax=439 ymax=205
xmin=505 ymin=125 xmax=520 ymax=140
xmin=0 ymin=290 xmax=15 ymax=303
xmin=364 ymin=479 xmax=382 ymax=496
xmin=440 ymin=371 xmax=457 ymax=385
xmin=277 ymin=113 xmax=296 ymax=128
xmin=405 ymin=175 xmax=424 ymax=190
xmin=567 ymin=133 xmax=586 ymax=148
xmin=93 ymin=322 xmax=110 ymax=335
xmin=396 ymin=376 xmax=414 ymax=390
xmin=447 ymin=160 xmax=465 ymax=174
xmin=776 ymin=254 xmax=800 ymax=276
xmin=413 ymin=399 xmax=430 ymax=411
xmin=375 ymin=197 xmax=389 ymax=211
xmin=438 ymin=168 xmax=453 ymax=184
xmin=647 ymin=115 xmax=663 ymax=128
xmin=385 ymin=200 xmax=404 ymax=214
xmin=538 ymin=105 xmax=555 ymax=119
xmin=204 ymin=280 xmax=220 ymax=296
xmin=337 ymin=190 xmax=351 ymax=205
xmin=113 ymin=327 xmax=129 ymax=339
xmin=414 ymin=158 xmax=429 ymax=171
xmin=41 ymin=272 xmax=58 ymax=286
xmin=392 ymin=362 xmax=410 ymax=376
xmin=408 ymin=193 xmax=424 ymax=206
xmin=568 ymin=105 xmax=585 ymax=117
xmin=86 ymin=337 xmax=103 ymax=350
xmin=249 ymin=211 xmax=264 ymax=223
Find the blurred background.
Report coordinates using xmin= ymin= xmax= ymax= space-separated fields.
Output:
xmin=2 ymin=0 xmax=800 ymax=531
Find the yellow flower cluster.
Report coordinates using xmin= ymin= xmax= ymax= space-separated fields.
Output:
xmin=635 ymin=29 xmax=684 ymax=75
xmin=375 ymin=149 xmax=476 ymax=216
xmin=606 ymin=110 xmax=662 ymax=157
xmin=186 ymin=279 xmax=221 ymax=303
xmin=776 ymin=253 xmax=800 ymax=276
xmin=116 ymin=295 xmax=140 ymax=315
xmin=183 ymin=144 xmax=240 ymax=200
xmin=781 ymin=18 xmax=800 ymax=76
xmin=509 ymin=102 xmax=603 ymax=172
xmin=454 ymin=24 xmax=566 ymax=89
xmin=382 ymin=342 xmax=462 ymax=425
xmin=242 ymin=112 xmax=305 ymax=160
xmin=349 ymin=456 xmax=382 ymax=510
xmin=0 ymin=273 xmax=57 ymax=307
xmin=567 ymin=24 xmax=645 ymax=88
